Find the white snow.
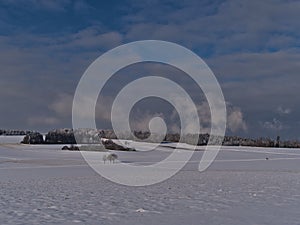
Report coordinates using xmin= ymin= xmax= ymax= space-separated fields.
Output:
xmin=0 ymin=135 xmax=24 ymax=144
xmin=1 ymin=137 xmax=300 ymax=225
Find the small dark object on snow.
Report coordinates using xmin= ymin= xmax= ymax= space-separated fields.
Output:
xmin=21 ymin=132 xmax=44 ymax=144
xmin=61 ymin=145 xmax=80 ymax=151
xmin=101 ymin=139 xmax=135 ymax=151
xmin=103 ymin=153 xmax=118 ymax=163
xmin=266 ymin=157 xmax=269 ymax=160
xmin=62 ymin=145 xmax=69 ymax=150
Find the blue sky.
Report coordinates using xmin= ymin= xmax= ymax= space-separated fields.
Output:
xmin=0 ymin=0 xmax=300 ymax=139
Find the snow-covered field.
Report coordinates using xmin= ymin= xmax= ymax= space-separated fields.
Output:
xmin=0 ymin=136 xmax=25 ymax=144
xmin=1 ymin=137 xmax=300 ymax=225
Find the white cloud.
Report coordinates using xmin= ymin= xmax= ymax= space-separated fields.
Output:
xmin=262 ymin=118 xmax=283 ymax=131
xmin=1 ymin=0 xmax=299 ymax=138
xmin=170 ymin=99 xmax=246 ymax=134
xmin=49 ymin=93 xmax=73 ymax=117
xmin=130 ymin=111 xmax=165 ymax=132
xmin=123 ymin=0 xmax=300 ymax=53
xmin=208 ymin=50 xmax=300 ymax=81
xmin=49 ymin=93 xmax=113 ymax=122
xmin=227 ymin=105 xmax=247 ymax=132
xmin=277 ymin=106 xmax=291 ymax=115
xmin=50 ymin=91 xmax=246 ymax=134
xmin=66 ymin=28 xmax=123 ymax=50
xmin=27 ymin=116 xmax=60 ymax=126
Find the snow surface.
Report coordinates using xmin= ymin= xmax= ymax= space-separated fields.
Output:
xmin=1 ymin=137 xmax=300 ymax=224
xmin=0 ymin=136 xmax=24 ymax=144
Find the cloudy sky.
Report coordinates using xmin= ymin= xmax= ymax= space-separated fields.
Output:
xmin=0 ymin=0 xmax=299 ymax=139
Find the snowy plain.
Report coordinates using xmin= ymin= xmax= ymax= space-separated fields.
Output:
xmin=1 ymin=137 xmax=300 ymax=225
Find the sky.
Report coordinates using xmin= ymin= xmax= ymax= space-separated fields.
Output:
xmin=0 ymin=0 xmax=299 ymax=140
